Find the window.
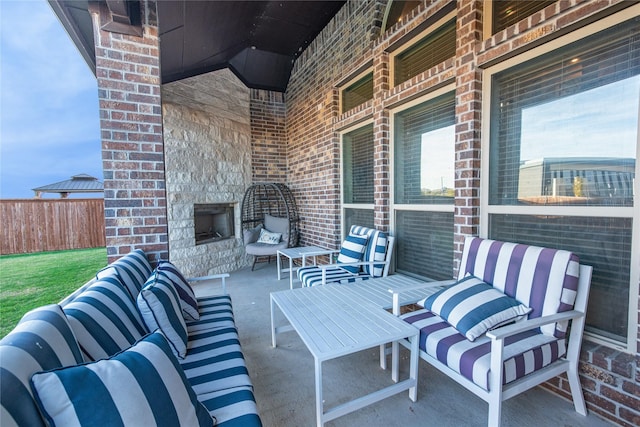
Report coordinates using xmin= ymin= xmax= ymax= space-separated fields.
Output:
xmin=342 ymin=124 xmax=374 ymax=235
xmin=491 ymin=1 xmax=555 ymax=34
xmin=394 ymin=19 xmax=456 ymax=86
xmin=485 ymin=17 xmax=639 ymax=346
xmin=341 ymin=73 xmax=373 ymax=113
xmin=393 ymin=91 xmax=455 ymax=280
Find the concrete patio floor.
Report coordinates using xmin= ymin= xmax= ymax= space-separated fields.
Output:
xmin=194 ymin=262 xmax=613 ymax=427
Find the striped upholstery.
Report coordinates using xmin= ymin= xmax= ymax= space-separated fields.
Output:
xmin=401 ymin=236 xmax=580 ymax=391
xmin=187 ymin=295 xmax=236 ymax=333
xmin=180 ymin=327 xmax=253 ymax=395
xmin=199 ymin=386 xmax=263 ymax=427
xmin=349 ymin=225 xmax=388 ymax=277
xmin=138 ymin=271 xmax=189 ymax=359
xmin=96 ymin=249 xmax=153 ymax=300
xmin=336 ymin=232 xmax=369 ymax=273
xmin=64 ymin=276 xmax=148 ymax=361
xmin=0 ymin=305 xmax=84 ymax=427
xmin=401 ymin=309 xmax=566 ymax=390
xmin=30 ymin=331 xmax=214 ymax=427
xmin=298 ymin=265 xmax=375 ymax=287
xmin=457 ymin=237 xmax=580 ymax=338
xmin=157 ymin=261 xmax=200 ymax=321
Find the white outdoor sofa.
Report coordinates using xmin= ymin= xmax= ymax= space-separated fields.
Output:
xmin=392 ymin=236 xmax=592 ymax=427
xmin=0 ymin=249 xmax=262 ymax=427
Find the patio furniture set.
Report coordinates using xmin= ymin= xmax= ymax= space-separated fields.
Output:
xmin=0 ymin=219 xmax=592 ymax=427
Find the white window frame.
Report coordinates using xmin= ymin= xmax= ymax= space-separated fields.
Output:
xmin=480 ymin=6 xmax=640 ymax=353
xmin=390 ymin=84 xmax=456 ymax=279
xmin=340 ymin=119 xmax=375 ymax=238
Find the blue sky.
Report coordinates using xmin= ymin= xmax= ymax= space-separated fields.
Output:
xmin=1 ymin=0 xmax=102 ymax=199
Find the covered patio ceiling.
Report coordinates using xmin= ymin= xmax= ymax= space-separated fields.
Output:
xmin=49 ymin=0 xmax=346 ymax=92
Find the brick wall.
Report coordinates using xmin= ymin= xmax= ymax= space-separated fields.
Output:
xmin=250 ymin=89 xmax=287 ymax=183
xmin=284 ymin=0 xmax=638 ymax=425
xmin=91 ymin=1 xmax=168 ymax=265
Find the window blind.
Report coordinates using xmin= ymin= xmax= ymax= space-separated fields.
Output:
xmin=395 ymin=92 xmax=455 ymax=204
xmin=342 ymin=73 xmax=373 ymax=113
xmin=492 ymin=1 xmax=555 ymax=34
xmin=343 ymin=125 xmax=374 ymax=204
xmin=394 ymin=19 xmax=456 ymax=86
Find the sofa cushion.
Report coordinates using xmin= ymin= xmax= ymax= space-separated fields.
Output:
xmin=64 ymin=276 xmax=147 ymax=361
xmin=181 ymin=327 xmax=252 ymax=396
xmin=95 ymin=249 xmax=153 ymax=301
xmin=138 ymin=272 xmax=188 ymax=359
xmin=264 ymin=214 xmax=289 ymax=244
xmin=186 ymin=295 xmax=235 ymax=333
xmin=30 ymin=331 xmax=214 ymax=427
xmin=457 ymin=237 xmax=580 ymax=338
xmin=297 ymin=265 xmax=374 ymax=287
xmin=349 ymin=225 xmax=388 ymax=277
xmin=401 ymin=309 xmax=566 ymax=391
xmin=0 ymin=305 xmax=84 ymax=427
xmin=157 ymin=261 xmax=200 ymax=321
xmin=337 ymin=232 xmax=368 ymax=274
xmin=421 ymin=275 xmax=532 ymax=341
xmin=198 ymin=386 xmax=263 ymax=427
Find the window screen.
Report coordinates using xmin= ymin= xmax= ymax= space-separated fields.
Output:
xmin=395 ymin=210 xmax=453 ymax=280
xmin=394 ymin=19 xmax=456 ymax=86
xmin=343 ymin=125 xmax=374 ymax=204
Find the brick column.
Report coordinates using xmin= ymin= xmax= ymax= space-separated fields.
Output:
xmin=372 ymin=51 xmax=390 ymax=231
xmin=453 ymin=0 xmax=483 ymax=274
xmin=90 ymin=1 xmax=168 ymax=264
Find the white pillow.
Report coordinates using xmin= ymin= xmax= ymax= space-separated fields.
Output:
xmin=256 ymin=228 xmax=282 ymax=244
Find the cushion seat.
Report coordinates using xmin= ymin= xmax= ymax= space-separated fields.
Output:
xmin=198 ymin=385 xmax=262 ymax=427
xmin=186 ymin=295 xmax=236 ymax=333
xmin=298 ymin=265 xmax=373 ymax=287
xmin=401 ymin=308 xmax=566 ymax=391
xmin=244 ymin=241 xmax=287 ymax=256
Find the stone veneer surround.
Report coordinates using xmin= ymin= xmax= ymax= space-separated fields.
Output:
xmin=161 ymin=69 xmax=252 ymax=277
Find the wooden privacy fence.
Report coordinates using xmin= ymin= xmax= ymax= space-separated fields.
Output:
xmin=0 ymin=199 xmax=105 ymax=255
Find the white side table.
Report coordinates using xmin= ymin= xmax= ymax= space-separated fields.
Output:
xmin=277 ymin=246 xmax=335 ymax=289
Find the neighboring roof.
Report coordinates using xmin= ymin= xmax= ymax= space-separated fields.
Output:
xmin=48 ymin=0 xmax=346 ymax=92
xmin=32 ymin=174 xmax=104 ymax=194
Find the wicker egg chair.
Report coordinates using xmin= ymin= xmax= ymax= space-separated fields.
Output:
xmin=241 ymin=183 xmax=300 ymax=269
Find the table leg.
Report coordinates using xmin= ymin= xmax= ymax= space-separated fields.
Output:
xmin=289 ymin=256 xmax=294 ymax=289
xmin=409 ymin=334 xmax=419 ymax=402
xmin=271 ymin=296 xmax=277 ymax=348
xmin=315 ymin=358 xmax=324 ymax=427
xmin=277 ymin=252 xmax=282 ymax=280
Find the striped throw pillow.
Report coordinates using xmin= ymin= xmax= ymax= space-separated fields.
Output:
xmin=96 ymin=249 xmax=153 ymax=300
xmin=337 ymin=233 xmax=369 ymax=274
xmin=422 ymin=275 xmax=532 ymax=341
xmin=30 ymin=331 xmax=214 ymax=427
xmin=157 ymin=261 xmax=199 ymax=321
xmin=137 ymin=272 xmax=188 ymax=358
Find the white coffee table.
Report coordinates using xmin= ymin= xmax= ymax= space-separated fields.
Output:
xmin=277 ymin=246 xmax=335 ymax=289
xmin=270 ymin=285 xmax=419 ymax=427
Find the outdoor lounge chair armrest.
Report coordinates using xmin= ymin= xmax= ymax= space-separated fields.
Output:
xmin=485 ymin=310 xmax=583 ymax=341
xmin=390 ymin=279 xmax=456 ymax=315
xmin=188 ymin=273 xmax=231 ymax=294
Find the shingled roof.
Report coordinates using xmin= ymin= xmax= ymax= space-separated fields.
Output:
xmin=32 ymin=174 xmax=104 ymax=198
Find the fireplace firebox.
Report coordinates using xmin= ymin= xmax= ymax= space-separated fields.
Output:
xmin=194 ymin=203 xmax=235 ymax=245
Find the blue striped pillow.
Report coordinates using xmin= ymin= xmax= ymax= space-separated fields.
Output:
xmin=63 ymin=276 xmax=148 ymax=361
xmin=337 ymin=232 xmax=369 ymax=274
xmin=0 ymin=305 xmax=84 ymax=427
xmin=30 ymin=331 xmax=213 ymax=427
xmin=137 ymin=272 xmax=188 ymax=359
xmin=157 ymin=261 xmax=200 ymax=321
xmin=96 ymin=249 xmax=153 ymax=300
xmin=422 ymin=275 xmax=532 ymax=341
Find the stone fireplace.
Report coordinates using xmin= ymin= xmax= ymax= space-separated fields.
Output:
xmin=161 ymin=69 xmax=252 ymax=277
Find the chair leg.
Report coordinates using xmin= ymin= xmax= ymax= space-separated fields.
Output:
xmin=251 ymin=257 xmax=257 ymax=271
xmin=568 ymin=363 xmax=587 ymax=415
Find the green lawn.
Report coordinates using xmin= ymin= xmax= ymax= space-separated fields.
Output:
xmin=0 ymin=247 xmax=107 ymax=338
